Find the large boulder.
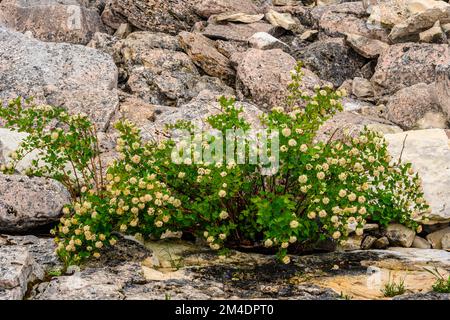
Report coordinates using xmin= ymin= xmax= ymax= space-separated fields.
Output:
xmin=0 ymin=27 xmax=119 ymax=131
xmin=0 ymin=174 xmax=71 ymax=232
xmin=0 ymin=0 xmax=105 ymax=45
xmin=384 ymin=129 xmax=450 ymax=224
xmin=298 ymin=37 xmax=367 ymax=87
xmin=385 ymin=83 xmax=445 ymax=130
xmin=178 ymin=32 xmax=235 ymax=83
xmin=106 ymin=0 xmax=201 ymax=34
xmin=371 ymin=43 xmax=450 ymax=96
xmin=235 ymin=48 xmax=323 ymax=109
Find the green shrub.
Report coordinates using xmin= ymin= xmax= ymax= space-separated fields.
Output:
xmin=0 ymin=63 xmax=428 ymax=266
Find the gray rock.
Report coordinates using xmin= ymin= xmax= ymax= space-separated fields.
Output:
xmin=361 ymin=236 xmax=377 ymax=250
xmin=0 ymin=174 xmax=70 ymax=232
xmin=426 ymin=227 xmax=450 ymax=249
xmin=0 ymin=27 xmax=119 ymax=131
xmin=385 ymin=224 xmax=416 ymax=247
xmin=298 ymin=38 xmax=367 ymax=88
xmin=394 ymin=292 xmax=450 ymax=300
xmin=352 ymin=77 xmax=374 ymax=99
xmin=434 ymin=63 xmax=450 ymax=123
xmin=0 ymin=0 xmax=105 ymax=45
xmin=107 ymin=0 xmax=201 ymax=34
xmin=442 ymin=233 xmax=450 ymax=251
xmin=412 ymin=236 xmax=432 ymax=249
xmin=373 ymin=236 xmax=390 ymax=249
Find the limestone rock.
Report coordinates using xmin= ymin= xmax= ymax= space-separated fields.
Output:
xmin=0 ymin=174 xmax=70 ymax=232
xmin=419 ymin=20 xmax=448 ymax=43
xmin=361 ymin=236 xmax=378 ymax=250
xmin=178 ymin=32 xmax=235 ymax=83
xmin=371 ymin=43 xmax=450 ymax=96
xmin=194 ymin=0 xmax=258 ymax=18
xmin=426 ymin=227 xmax=450 ymax=249
xmin=316 ymin=2 xmax=390 ymax=42
xmin=345 ymin=33 xmax=389 ymax=59
xmin=384 ymin=129 xmax=450 ymax=223
xmin=385 ymin=83 xmax=443 ymax=130
xmin=412 ymin=236 xmax=432 ymax=249
xmin=265 ymin=9 xmax=302 ymax=32
xmin=0 ymin=0 xmax=105 ymax=45
xmin=390 ymin=0 xmax=450 ymax=42
xmin=385 ymin=224 xmax=416 ymax=247
xmin=212 ymin=13 xmax=264 ymax=24
xmin=352 ymin=77 xmax=374 ymax=99
xmin=0 ymin=27 xmax=119 ymax=131
xmin=248 ymin=32 xmax=288 ymax=50
xmin=202 ymin=22 xmax=278 ymax=42
xmin=298 ymin=38 xmax=367 ymax=88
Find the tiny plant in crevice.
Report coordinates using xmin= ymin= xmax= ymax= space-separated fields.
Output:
xmin=425 ymin=267 xmax=450 ymax=293
xmin=381 ymin=273 xmax=406 ymax=297
xmin=0 ymin=62 xmax=429 ymax=267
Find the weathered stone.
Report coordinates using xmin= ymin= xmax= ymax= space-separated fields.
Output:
xmin=101 ymin=0 xmax=127 ymax=30
xmin=385 ymin=224 xmax=416 ymax=247
xmin=390 ymin=0 xmax=450 ymax=42
xmin=87 ymin=32 xmax=119 ymax=57
xmin=316 ymin=2 xmax=390 ymax=42
xmin=373 ymin=236 xmax=390 ymax=249
xmin=419 ymin=20 xmax=448 ymax=43
xmin=0 ymin=0 xmax=105 ymax=45
xmin=426 ymin=227 xmax=450 ymax=249
xmin=211 ymin=13 xmax=264 ymax=24
xmin=394 ymin=292 xmax=450 ymax=300
xmin=299 ymin=30 xmax=319 ymax=41
xmin=0 ymin=27 xmax=119 ymax=131
xmin=248 ymin=32 xmax=288 ymax=50
xmin=361 ymin=236 xmax=378 ymax=250
xmin=442 ymin=233 xmax=450 ymax=251
xmin=337 ymin=236 xmax=363 ymax=251
xmin=194 ymin=0 xmax=258 ymax=18
xmin=298 ymin=38 xmax=367 ymax=87
xmin=114 ymin=23 xmax=133 ymax=39
xmin=265 ymin=9 xmax=302 ymax=32
xmin=371 ymin=43 xmax=450 ymax=96
xmin=116 ymin=94 xmax=155 ymax=126
xmin=435 ymin=63 xmax=450 ymax=122
xmin=202 ymin=22 xmax=278 ymax=42
xmin=315 ymin=111 xmax=402 ymax=142
xmin=179 ymin=32 xmax=235 ymax=83
xmin=352 ymin=77 xmax=374 ymax=98
xmin=345 ymin=33 xmax=389 ymax=59
xmin=0 ymin=174 xmax=70 ymax=232
xmin=367 ymin=0 xmax=409 ymax=28
xmin=385 ymin=83 xmax=443 ymax=130
xmin=385 ymin=129 xmax=450 ymax=223
xmin=412 ymin=236 xmax=432 ymax=249
xmin=107 ymin=0 xmax=200 ymax=34
xmin=236 ymin=48 xmax=323 ymax=109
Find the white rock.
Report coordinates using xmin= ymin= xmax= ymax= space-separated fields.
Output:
xmin=384 ymin=129 xmax=450 ymax=223
xmin=248 ymin=32 xmax=288 ymax=50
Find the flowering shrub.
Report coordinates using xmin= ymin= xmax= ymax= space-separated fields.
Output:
xmin=0 ymin=63 xmax=428 ymax=265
